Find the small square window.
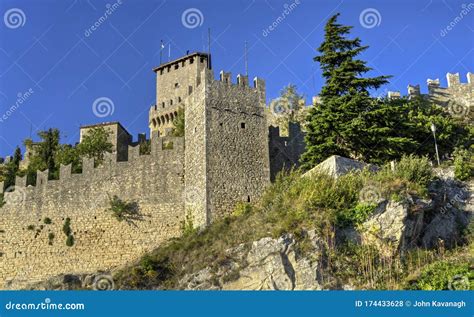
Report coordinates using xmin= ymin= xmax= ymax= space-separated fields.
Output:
xmin=175 ymin=64 xmax=179 ymax=70
xmin=162 ymin=102 xmax=165 ymax=108
xmin=178 ymin=97 xmax=182 ymax=102
xmin=170 ymin=99 xmax=173 ymax=105
xmin=219 ymin=122 xmax=223 ymax=127
xmin=240 ymin=123 xmax=246 ymax=129
xmin=175 ymin=83 xmax=179 ymax=88
xmin=190 ymin=58 xmax=194 ymax=64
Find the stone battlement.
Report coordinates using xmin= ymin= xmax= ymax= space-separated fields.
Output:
xmin=388 ymin=72 xmax=473 ymax=99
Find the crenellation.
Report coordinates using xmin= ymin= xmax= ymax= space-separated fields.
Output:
xmin=82 ymin=157 xmax=95 ymax=175
xmin=219 ymin=70 xmax=232 ymax=85
xmin=59 ymin=164 xmax=71 ymax=180
xmin=128 ymin=144 xmax=140 ymax=161
xmin=36 ymin=170 xmax=48 ymax=187
xmin=396 ymin=72 xmax=473 ymax=119
xmin=427 ymin=78 xmax=440 ymax=87
xmin=15 ymin=175 xmax=27 ymax=188
xmin=387 ymin=91 xmax=401 ymax=99
xmin=467 ymin=72 xmax=474 ymax=84
xmin=236 ymin=74 xmax=249 ymax=87
xmin=407 ymin=84 xmax=420 ymax=97
xmin=446 ymin=72 xmax=460 ymax=87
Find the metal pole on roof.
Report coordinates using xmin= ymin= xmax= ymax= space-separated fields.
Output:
xmin=207 ymin=28 xmax=211 ymax=69
xmin=244 ymin=41 xmax=248 ymax=76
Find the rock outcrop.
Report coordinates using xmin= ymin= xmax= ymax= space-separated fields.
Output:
xmin=179 ymin=233 xmax=322 ymax=290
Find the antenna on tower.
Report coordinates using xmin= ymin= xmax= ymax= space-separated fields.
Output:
xmin=244 ymin=41 xmax=248 ymax=76
xmin=160 ymin=39 xmax=164 ymax=64
xmin=207 ymin=28 xmax=211 ymax=69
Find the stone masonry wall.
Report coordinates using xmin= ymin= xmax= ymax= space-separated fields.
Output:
xmin=205 ymin=73 xmax=270 ymax=221
xmin=0 ymin=137 xmax=185 ymax=289
xmin=269 ymin=122 xmax=306 ymax=181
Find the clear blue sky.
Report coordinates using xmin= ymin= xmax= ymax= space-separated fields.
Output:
xmin=0 ymin=0 xmax=473 ymax=157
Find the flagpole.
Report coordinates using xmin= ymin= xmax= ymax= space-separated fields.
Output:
xmin=168 ymin=43 xmax=171 ymax=62
xmin=160 ymin=40 xmax=163 ymax=64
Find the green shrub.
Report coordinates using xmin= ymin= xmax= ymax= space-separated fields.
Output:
xmin=62 ymin=218 xmax=72 ymax=236
xmin=27 ymin=225 xmax=35 ymax=231
xmin=139 ymin=139 xmax=151 ymax=155
xmin=406 ymin=261 xmax=472 ymax=290
xmin=107 ymin=195 xmax=139 ymax=222
xmin=66 ymin=234 xmax=74 ymax=247
xmin=162 ymin=142 xmax=174 ymax=150
xmin=181 ymin=213 xmax=197 ymax=237
xmin=48 ymin=232 xmax=55 ymax=245
xmin=43 ymin=217 xmax=52 ymax=224
xmin=453 ymin=147 xmax=473 ymax=181
xmin=393 ymin=155 xmax=433 ymax=187
xmin=336 ymin=203 xmax=377 ymax=227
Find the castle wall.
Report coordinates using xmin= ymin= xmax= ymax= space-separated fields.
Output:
xmin=426 ymin=73 xmax=473 ymax=120
xmin=269 ymin=122 xmax=306 ymax=181
xmin=389 ymin=72 xmax=473 ymax=121
xmin=184 ymin=69 xmax=209 ymax=227
xmin=0 ymin=137 xmax=185 ymax=289
xmin=205 ymin=74 xmax=270 ymax=221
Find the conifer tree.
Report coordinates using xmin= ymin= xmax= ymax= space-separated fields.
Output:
xmin=301 ymin=13 xmax=392 ymax=169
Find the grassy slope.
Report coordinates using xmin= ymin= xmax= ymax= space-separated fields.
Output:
xmin=114 ymin=156 xmax=473 ymax=290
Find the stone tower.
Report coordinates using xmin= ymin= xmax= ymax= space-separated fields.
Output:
xmin=150 ymin=52 xmax=270 ymax=227
xmin=150 ymin=52 xmax=210 ymax=137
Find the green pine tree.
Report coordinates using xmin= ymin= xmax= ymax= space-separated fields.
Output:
xmin=301 ymin=13 xmax=392 ymax=169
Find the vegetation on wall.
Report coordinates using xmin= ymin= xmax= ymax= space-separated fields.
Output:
xmin=139 ymin=139 xmax=151 ymax=155
xmin=63 ymin=217 xmax=74 ymax=247
xmin=171 ymin=108 xmax=185 ymax=137
xmin=48 ymin=233 xmax=55 ymax=246
xmin=107 ymin=195 xmax=140 ymax=224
